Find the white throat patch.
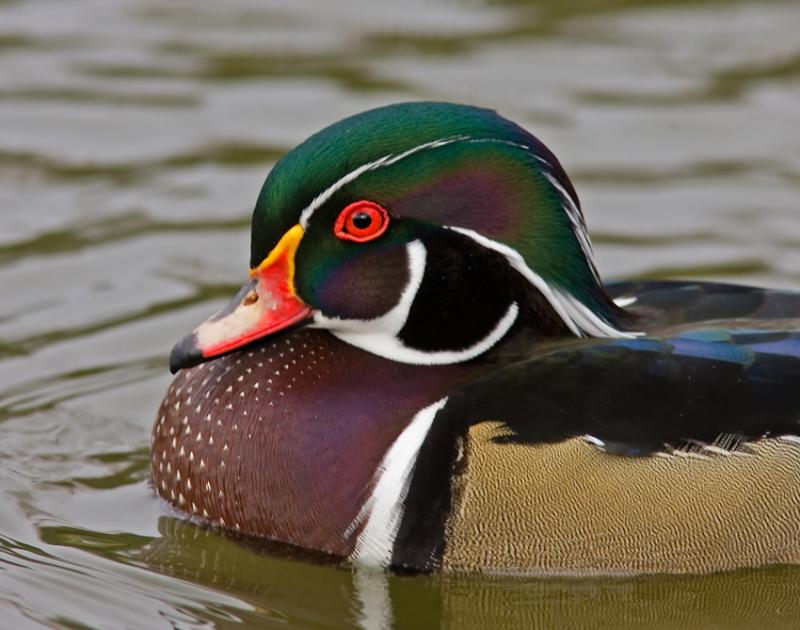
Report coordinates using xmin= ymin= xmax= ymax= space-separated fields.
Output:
xmin=311 ymin=240 xmax=520 ymax=365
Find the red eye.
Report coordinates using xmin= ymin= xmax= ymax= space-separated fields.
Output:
xmin=334 ymin=201 xmax=390 ymax=242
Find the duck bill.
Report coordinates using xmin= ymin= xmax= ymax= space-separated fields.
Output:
xmin=169 ymin=225 xmax=312 ymax=373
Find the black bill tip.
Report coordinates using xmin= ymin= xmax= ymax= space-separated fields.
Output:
xmin=169 ymin=333 xmax=204 ymax=374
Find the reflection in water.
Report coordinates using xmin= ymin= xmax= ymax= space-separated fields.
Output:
xmin=37 ymin=515 xmax=800 ymax=629
xmin=1 ymin=0 xmax=799 ymax=627
xmin=354 ymin=569 xmax=393 ymax=630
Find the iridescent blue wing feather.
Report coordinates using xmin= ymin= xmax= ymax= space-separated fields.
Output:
xmin=449 ymin=323 xmax=800 ymax=457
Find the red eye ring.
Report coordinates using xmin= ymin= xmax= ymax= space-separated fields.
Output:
xmin=334 ymin=200 xmax=390 ymax=243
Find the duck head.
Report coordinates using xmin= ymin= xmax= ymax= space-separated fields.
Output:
xmin=169 ymin=102 xmax=632 ymax=373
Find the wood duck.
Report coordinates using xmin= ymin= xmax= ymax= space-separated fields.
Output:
xmin=153 ymin=102 xmax=800 ymax=575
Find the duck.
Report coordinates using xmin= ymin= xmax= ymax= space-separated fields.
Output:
xmin=152 ymin=101 xmax=800 ymax=575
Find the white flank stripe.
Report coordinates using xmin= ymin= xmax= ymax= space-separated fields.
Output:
xmin=449 ymin=227 xmax=640 ymax=339
xmin=582 ymin=434 xmax=606 ymax=449
xmin=349 ymin=397 xmax=449 ymax=568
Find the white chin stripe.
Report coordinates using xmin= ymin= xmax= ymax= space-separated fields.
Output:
xmin=348 ymin=397 xmax=448 ymax=568
xmin=448 ymin=227 xmax=640 ymax=339
xmin=312 ymin=240 xmax=521 ymax=365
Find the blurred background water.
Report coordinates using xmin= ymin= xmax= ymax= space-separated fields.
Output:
xmin=1 ymin=0 xmax=800 ymax=628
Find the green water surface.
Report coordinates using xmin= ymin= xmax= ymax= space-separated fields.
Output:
xmin=2 ymin=0 xmax=800 ymax=627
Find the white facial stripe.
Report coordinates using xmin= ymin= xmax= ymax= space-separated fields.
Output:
xmin=558 ymin=291 xmax=633 ymax=338
xmin=332 ymin=302 xmax=519 ymax=365
xmin=449 ymin=227 xmax=640 ymax=339
xmin=463 ymin=137 xmax=530 ymax=152
xmin=299 ymin=135 xmax=541 ymax=230
xmin=542 ymin=172 xmax=600 ymax=283
xmin=348 ymin=397 xmax=448 ymax=568
xmin=382 ymin=135 xmax=468 ymax=166
xmin=299 ymin=154 xmax=391 ymax=228
xmin=614 ymin=296 xmax=638 ymax=308
xmin=299 ymin=135 xmax=469 ymax=229
xmin=312 ymin=239 xmax=427 ymax=337
xmin=312 ymin=240 xmax=520 ymax=365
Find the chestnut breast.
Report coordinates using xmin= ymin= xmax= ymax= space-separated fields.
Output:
xmin=151 ymin=328 xmax=473 ymax=557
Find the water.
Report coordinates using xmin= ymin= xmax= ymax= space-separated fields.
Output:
xmin=1 ymin=0 xmax=800 ymax=627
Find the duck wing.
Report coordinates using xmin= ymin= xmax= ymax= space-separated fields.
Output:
xmin=450 ymin=329 xmax=800 ymax=457
xmin=607 ymin=279 xmax=800 ymax=329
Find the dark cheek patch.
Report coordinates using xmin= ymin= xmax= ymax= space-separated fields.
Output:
xmin=398 ymin=231 xmax=520 ymax=352
xmin=314 ymin=244 xmax=409 ymax=320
